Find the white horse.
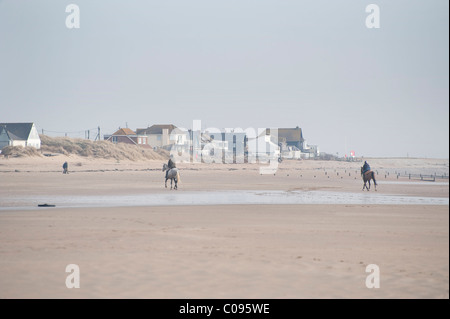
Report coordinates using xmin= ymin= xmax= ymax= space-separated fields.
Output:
xmin=162 ymin=163 xmax=180 ymax=190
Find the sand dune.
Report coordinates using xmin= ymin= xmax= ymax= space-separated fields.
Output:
xmin=1 ymin=135 xmax=169 ymax=161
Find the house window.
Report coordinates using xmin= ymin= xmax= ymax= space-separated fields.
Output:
xmin=157 ymin=135 xmax=161 ymax=141
xmin=138 ymin=138 xmax=142 ymax=144
xmin=112 ymin=136 xmax=118 ymax=144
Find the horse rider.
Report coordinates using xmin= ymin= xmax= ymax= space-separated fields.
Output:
xmin=166 ymin=156 xmax=176 ymax=180
xmin=362 ymin=161 xmax=371 ymax=174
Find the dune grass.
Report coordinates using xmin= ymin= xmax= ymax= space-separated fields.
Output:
xmin=1 ymin=135 xmax=169 ymax=161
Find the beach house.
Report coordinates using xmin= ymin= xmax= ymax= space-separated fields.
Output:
xmin=105 ymin=128 xmax=149 ymax=147
xmin=136 ymin=124 xmax=187 ymax=149
xmin=0 ymin=122 xmax=41 ymax=150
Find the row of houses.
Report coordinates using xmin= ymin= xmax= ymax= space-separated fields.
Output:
xmin=103 ymin=124 xmax=187 ymax=149
xmin=104 ymin=124 xmax=319 ymax=161
xmin=0 ymin=123 xmax=319 ymax=161
xmin=0 ymin=123 xmax=181 ymax=151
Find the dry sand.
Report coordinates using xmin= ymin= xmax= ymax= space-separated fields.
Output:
xmin=0 ymin=156 xmax=448 ymax=298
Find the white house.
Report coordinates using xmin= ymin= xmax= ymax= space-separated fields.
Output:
xmin=0 ymin=123 xmax=41 ymax=150
xmin=247 ymin=130 xmax=281 ymax=162
xmin=136 ymin=124 xmax=188 ymax=149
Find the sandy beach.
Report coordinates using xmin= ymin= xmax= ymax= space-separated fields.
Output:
xmin=0 ymin=156 xmax=448 ymax=298
xmin=1 ymin=0 xmax=448 ymax=302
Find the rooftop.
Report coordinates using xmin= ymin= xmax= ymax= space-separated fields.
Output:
xmin=136 ymin=124 xmax=177 ymax=135
xmin=0 ymin=123 xmax=35 ymax=140
xmin=112 ymin=128 xmax=136 ymax=136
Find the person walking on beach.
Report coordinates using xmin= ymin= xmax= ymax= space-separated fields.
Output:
xmin=63 ymin=161 xmax=69 ymax=174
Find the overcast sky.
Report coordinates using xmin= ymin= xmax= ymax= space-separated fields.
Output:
xmin=0 ymin=0 xmax=448 ymax=158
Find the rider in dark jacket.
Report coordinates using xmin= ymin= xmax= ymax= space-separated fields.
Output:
xmin=362 ymin=161 xmax=371 ymax=174
xmin=168 ymin=158 xmax=176 ymax=169
xmin=166 ymin=156 xmax=176 ymax=179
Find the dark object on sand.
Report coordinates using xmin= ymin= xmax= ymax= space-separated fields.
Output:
xmin=38 ymin=204 xmax=56 ymax=207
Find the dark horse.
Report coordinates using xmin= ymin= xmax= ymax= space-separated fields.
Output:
xmin=163 ymin=163 xmax=180 ymax=190
xmin=361 ymin=167 xmax=377 ymax=191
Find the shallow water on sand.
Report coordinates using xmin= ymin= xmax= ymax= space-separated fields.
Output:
xmin=377 ymin=181 xmax=449 ymax=186
xmin=0 ymin=190 xmax=448 ymax=210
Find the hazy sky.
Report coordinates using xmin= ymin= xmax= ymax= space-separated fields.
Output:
xmin=0 ymin=0 xmax=448 ymax=158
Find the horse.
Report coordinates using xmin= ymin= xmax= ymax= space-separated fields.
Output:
xmin=361 ymin=167 xmax=377 ymax=191
xmin=162 ymin=163 xmax=180 ymax=190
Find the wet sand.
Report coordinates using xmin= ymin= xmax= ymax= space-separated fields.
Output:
xmin=0 ymin=156 xmax=448 ymax=199
xmin=0 ymin=204 xmax=448 ymax=299
xmin=0 ymin=157 xmax=448 ymax=298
